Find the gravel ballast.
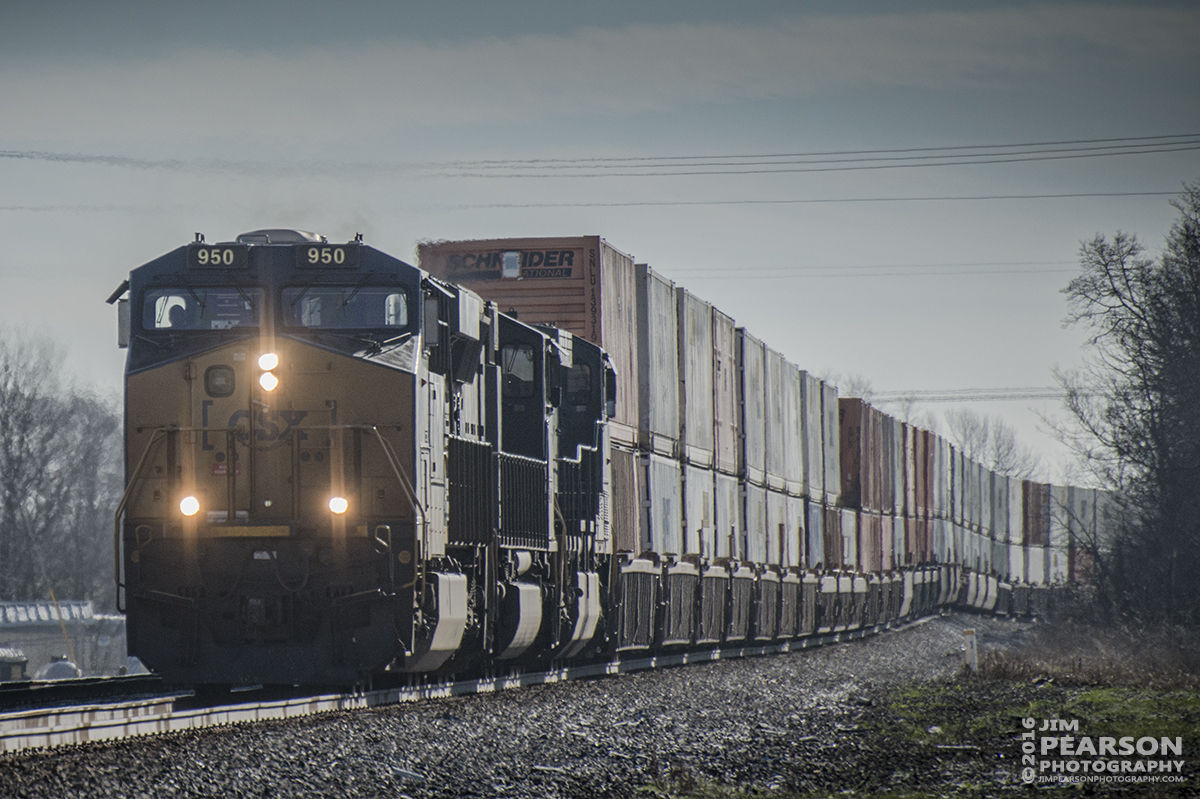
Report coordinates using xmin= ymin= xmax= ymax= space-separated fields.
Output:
xmin=4 ymin=614 xmax=1172 ymax=798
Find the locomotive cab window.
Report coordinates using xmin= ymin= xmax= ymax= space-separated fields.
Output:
xmin=501 ymin=343 xmax=536 ymax=399
xmin=143 ymin=288 xmax=262 ymax=330
xmin=282 ymin=287 xmax=410 ymax=330
xmin=564 ymin=363 xmax=592 ymax=410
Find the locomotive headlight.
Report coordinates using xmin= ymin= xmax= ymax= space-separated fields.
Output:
xmin=329 ymin=496 xmax=349 ymax=514
xmin=258 ymin=352 xmax=278 ymax=371
xmin=180 ymin=496 xmax=200 ymax=516
xmin=259 ymin=371 xmax=279 ymax=391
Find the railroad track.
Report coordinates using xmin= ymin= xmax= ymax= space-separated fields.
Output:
xmin=0 ymin=616 xmax=934 ymax=755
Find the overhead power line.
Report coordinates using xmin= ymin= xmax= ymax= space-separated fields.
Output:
xmin=447 ymin=190 xmax=1178 ymax=210
xmin=671 ymin=260 xmax=1079 ymax=279
xmin=0 ymin=191 xmax=1179 ymax=215
xmin=2 ymin=133 xmax=1197 ymax=180
xmin=872 ymin=387 xmax=1076 ymax=403
xmin=442 ymin=133 xmax=1200 ymax=167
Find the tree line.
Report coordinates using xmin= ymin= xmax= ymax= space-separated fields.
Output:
xmin=0 ymin=332 xmax=122 ymax=612
xmin=1060 ymin=180 xmax=1200 ymax=624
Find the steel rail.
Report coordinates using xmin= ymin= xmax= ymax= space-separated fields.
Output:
xmin=0 ymin=616 xmax=937 ymax=755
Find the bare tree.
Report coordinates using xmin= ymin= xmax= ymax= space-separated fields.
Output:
xmin=826 ymin=372 xmax=875 ymax=402
xmin=1057 ymin=181 xmax=1200 ymax=623
xmin=942 ymin=408 xmax=1041 ymax=480
xmin=0 ymin=331 xmax=122 ymax=609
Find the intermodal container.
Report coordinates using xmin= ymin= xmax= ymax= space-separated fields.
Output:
xmin=676 ymin=288 xmax=714 ymax=468
xmin=799 ymin=371 xmax=824 ymax=500
xmin=712 ymin=308 xmax=739 ymax=475
xmin=637 ymin=264 xmax=680 ymax=456
xmin=418 ymin=236 xmax=640 ymax=445
xmin=821 ymin=381 xmax=841 ymax=507
xmin=738 ymin=330 xmax=767 ymax=486
xmin=763 ymin=347 xmax=787 ymax=492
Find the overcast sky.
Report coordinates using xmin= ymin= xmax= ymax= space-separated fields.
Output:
xmin=3 ymin=0 xmax=1198 ymax=481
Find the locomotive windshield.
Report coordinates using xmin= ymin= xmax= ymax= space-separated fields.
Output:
xmin=143 ymin=287 xmax=263 ymax=330
xmin=282 ymin=286 xmax=411 ymax=330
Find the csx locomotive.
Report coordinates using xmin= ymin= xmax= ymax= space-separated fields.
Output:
xmin=111 ymin=229 xmax=609 ymax=685
xmin=110 ymin=230 xmax=1107 ymax=686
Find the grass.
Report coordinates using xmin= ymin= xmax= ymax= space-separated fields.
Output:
xmin=648 ymin=618 xmax=1200 ymax=798
xmin=977 ymin=617 xmax=1200 ymax=690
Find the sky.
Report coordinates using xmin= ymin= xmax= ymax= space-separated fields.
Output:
xmin=2 ymin=0 xmax=1198 ymax=482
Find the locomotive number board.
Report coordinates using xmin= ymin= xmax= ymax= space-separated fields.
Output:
xmin=188 ymin=243 xmax=250 ymax=269
xmin=295 ymin=243 xmax=359 ymax=269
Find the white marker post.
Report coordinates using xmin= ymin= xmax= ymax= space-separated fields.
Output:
xmin=963 ymin=628 xmax=978 ymax=673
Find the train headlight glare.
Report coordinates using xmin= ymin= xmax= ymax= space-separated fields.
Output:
xmin=258 ymin=353 xmax=278 ymax=371
xmin=329 ymin=497 xmax=348 ymax=514
xmin=259 ymin=372 xmax=279 ymax=391
xmin=180 ymin=496 xmax=200 ymax=516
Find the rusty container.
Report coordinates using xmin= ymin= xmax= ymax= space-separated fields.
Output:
xmin=860 ymin=512 xmax=883 ymax=573
xmin=609 ymin=445 xmax=643 ymax=554
xmin=822 ymin=506 xmax=842 ymax=569
xmin=418 ymin=236 xmax=640 ymax=445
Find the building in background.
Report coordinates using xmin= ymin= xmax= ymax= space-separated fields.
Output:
xmin=0 ymin=601 xmax=130 ymax=680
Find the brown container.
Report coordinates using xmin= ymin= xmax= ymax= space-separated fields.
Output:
xmin=1023 ymin=481 xmax=1050 ymax=546
xmin=859 ymin=512 xmax=883 ymax=573
xmin=822 ymin=506 xmax=842 ymax=569
xmin=839 ymin=398 xmax=887 ymax=513
xmin=418 ymin=236 xmax=640 ymax=445
xmin=610 ymin=446 xmax=643 ymax=554
xmin=839 ymin=397 xmax=867 ymax=509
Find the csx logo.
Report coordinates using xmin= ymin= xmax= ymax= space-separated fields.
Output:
xmin=226 ymin=409 xmax=309 ymax=446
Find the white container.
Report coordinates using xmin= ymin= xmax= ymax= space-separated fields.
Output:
xmin=738 ymin=330 xmax=766 ymax=486
xmin=744 ymin=482 xmax=768 ymax=564
xmin=799 ymin=371 xmax=824 ymax=500
xmin=805 ymin=498 xmax=825 ymax=567
xmin=637 ymin=264 xmax=680 ymax=456
xmin=644 ymin=453 xmax=683 ymax=556
xmin=763 ymin=346 xmax=787 ymax=492
xmin=840 ymin=508 xmax=858 ymax=570
xmin=712 ymin=308 xmax=739 ymax=476
xmin=766 ymin=488 xmax=787 ymax=566
xmin=676 ymin=288 xmax=715 ymax=468
xmin=683 ymin=463 xmax=714 ymax=558
xmin=785 ymin=494 xmax=805 ymax=569
xmin=1026 ymin=545 xmax=1047 ymax=585
xmin=782 ymin=362 xmax=803 ymax=497
xmin=822 ymin=381 xmax=841 ymax=507
xmin=713 ymin=471 xmax=740 ymax=559
xmin=1008 ymin=541 xmax=1025 ymax=584
xmin=981 ymin=468 xmax=995 ymax=540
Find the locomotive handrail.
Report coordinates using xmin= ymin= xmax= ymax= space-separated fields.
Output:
xmin=113 ymin=427 xmax=172 ymax=613
xmin=113 ymin=423 xmax=429 ymax=611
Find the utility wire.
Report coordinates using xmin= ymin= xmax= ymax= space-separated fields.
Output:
xmin=3 ymin=133 xmax=1197 ymax=179
xmin=452 ymin=138 xmax=1200 ymax=173
xmin=445 ymin=190 xmax=1179 ymax=209
xmin=873 ymin=388 xmax=1078 ymax=403
xmin=439 ymin=143 xmax=1200 ymax=179
xmin=441 ymin=133 xmax=1200 ymax=167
